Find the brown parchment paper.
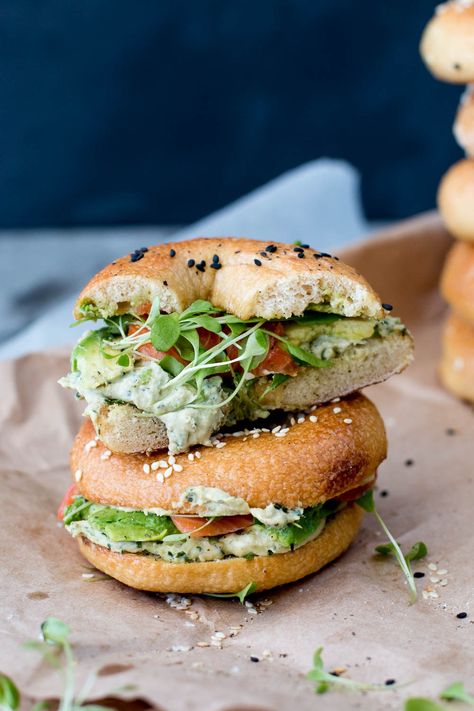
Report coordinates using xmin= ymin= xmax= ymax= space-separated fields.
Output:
xmin=1 ymin=213 xmax=473 ymax=711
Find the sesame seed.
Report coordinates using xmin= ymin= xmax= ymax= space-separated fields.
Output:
xmin=297 ymin=415 xmax=305 ymax=424
xmin=173 ymin=464 xmax=183 ymax=472
xmin=151 ymin=461 xmax=160 ymax=471
xmin=274 ymin=431 xmax=287 ymax=438
xmin=164 ymin=466 xmax=173 ymax=478
xmin=290 ymin=417 xmax=296 ymax=426
xmin=215 ymin=442 xmax=226 ymax=448
xmin=100 ymin=449 xmax=112 ymax=460
xmin=169 ymin=249 xmax=176 ymax=257
xmin=196 ymin=642 xmax=210 ymax=648
xmin=210 ymin=263 xmax=222 ymax=269
xmin=272 ymin=425 xmax=281 ymax=433
xmin=331 ymin=397 xmax=341 ymax=403
xmin=252 ymin=433 xmax=260 ymax=439
xmin=82 ymin=573 xmax=95 ymax=579
xmin=430 ymin=576 xmax=440 ymax=584
xmin=254 ymin=259 xmax=262 ymax=266
xmin=414 ymin=571 xmax=425 ymax=578
xmin=437 ymin=568 xmax=448 ymax=575
xmin=293 ymin=247 xmax=304 ymax=253
xmin=158 ymin=460 xmax=168 ymax=468
xmin=250 ymin=656 xmax=259 ymax=662
xmin=84 ymin=439 xmax=97 ymax=453
xmin=265 ymin=244 xmax=277 ymax=253
xmin=456 ymin=611 xmax=468 ymax=619
xmin=213 ymin=631 xmax=226 ymax=640
xmin=188 ymin=453 xmax=194 ymax=461
xmin=343 ymin=418 xmax=353 ymax=424
xmin=333 ymin=407 xmax=342 ymax=414
xmin=382 ymin=303 xmax=393 ymax=311
xmin=195 ymin=451 xmax=201 ymax=459
xmin=74 ymin=469 xmax=82 ymax=482
xmin=262 ymin=649 xmax=272 ymax=658
xmin=168 ymin=455 xmax=176 ymax=465
xmin=143 ymin=463 xmax=150 ymax=474
xmin=187 ymin=259 xmax=195 ymax=267
xmin=212 ymin=254 xmax=219 ymax=262
xmin=196 ymin=260 xmax=206 ymax=272
xmin=428 ymin=563 xmax=438 ymax=571
xmin=297 ymin=252 xmax=305 ymax=258
xmin=157 ymin=473 xmax=164 ymax=483
xmin=440 ymin=579 xmax=448 ymax=586
xmin=309 ymin=415 xmax=318 ymax=423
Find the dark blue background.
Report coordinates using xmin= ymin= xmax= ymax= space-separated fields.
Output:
xmin=0 ymin=0 xmax=462 ymax=228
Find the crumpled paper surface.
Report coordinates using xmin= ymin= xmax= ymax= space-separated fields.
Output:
xmin=1 ymin=213 xmax=472 ymax=711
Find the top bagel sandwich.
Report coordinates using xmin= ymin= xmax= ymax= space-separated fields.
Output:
xmin=59 ymin=237 xmax=413 ymax=454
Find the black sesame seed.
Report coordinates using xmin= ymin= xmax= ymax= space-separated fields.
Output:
xmin=457 ymin=611 xmax=468 ymax=619
xmin=293 ymin=246 xmax=304 ymax=253
xmin=130 ymin=252 xmax=144 ymax=263
xmin=300 ymin=243 xmax=310 ymax=248
xmin=163 ymin=280 xmax=168 ymax=286
xmin=196 ymin=261 xmax=206 ymax=272
xmin=140 ymin=247 xmax=149 ymax=253
xmin=405 ymin=459 xmax=414 ymax=467
xmin=265 ymin=244 xmax=277 ymax=253
xmin=254 ymin=259 xmax=262 ymax=266
xmin=385 ymin=679 xmax=396 ymax=686
xmin=212 ymin=254 xmax=219 ymax=262
xmin=380 ymin=490 xmax=389 ymax=497
xmin=320 ymin=252 xmax=332 ymax=258
xmin=382 ymin=303 xmax=393 ymax=311
xmin=210 ymin=263 xmax=222 ymax=269
xmin=297 ymin=252 xmax=305 ymax=258
xmin=187 ymin=259 xmax=195 ymax=267
xmin=250 ymin=656 xmax=259 ymax=662
xmin=333 ymin=256 xmax=340 ymax=261
xmin=446 ymin=428 xmax=456 ymax=436
xmin=169 ymin=249 xmax=176 ymax=257
xmin=414 ymin=571 xmax=425 ymax=578
xmin=260 ymin=251 xmax=268 ymax=258
xmin=313 ymin=253 xmax=323 ymax=259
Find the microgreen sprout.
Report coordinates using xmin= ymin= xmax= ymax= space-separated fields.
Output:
xmin=0 ymin=674 xmax=20 ymax=711
xmin=307 ymin=647 xmax=398 ymax=694
xmin=204 ymin=581 xmax=257 ymax=604
xmin=23 ymin=617 xmax=108 ymax=711
xmin=357 ymin=490 xmax=419 ymax=603
xmin=404 ymin=700 xmax=445 ymax=711
xmin=375 ymin=541 xmax=428 ymax=563
xmin=440 ymin=681 xmax=474 ymax=706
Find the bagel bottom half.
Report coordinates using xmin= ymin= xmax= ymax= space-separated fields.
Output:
xmin=76 ymin=504 xmax=364 ymax=594
xmin=440 ymin=311 xmax=474 ymax=403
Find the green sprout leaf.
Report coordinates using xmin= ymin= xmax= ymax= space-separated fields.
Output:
xmin=150 ymin=313 xmax=180 ymax=352
xmin=41 ymin=618 xmax=70 ymax=645
xmin=179 ymin=300 xmax=217 ymax=318
xmin=375 ymin=541 xmax=428 ymax=564
xmin=404 ymin=699 xmax=445 ymax=711
xmin=261 ymin=373 xmax=290 ymax=397
xmin=307 ymin=647 xmax=396 ymax=694
xmin=0 ymin=674 xmax=20 ymax=711
xmin=205 ymin=581 xmax=257 ymax=604
xmin=283 ymin=341 xmax=332 ymax=368
xmin=440 ymin=681 xmax=474 ymax=706
xmin=357 ymin=490 xmax=418 ymax=603
xmin=117 ymin=353 xmax=130 ymax=367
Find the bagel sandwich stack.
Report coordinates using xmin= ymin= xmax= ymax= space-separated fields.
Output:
xmin=421 ymin=1 xmax=474 ymax=402
xmin=58 ymin=237 xmax=413 ymax=594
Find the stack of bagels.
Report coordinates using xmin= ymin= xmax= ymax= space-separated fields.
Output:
xmin=421 ymin=1 xmax=474 ymax=402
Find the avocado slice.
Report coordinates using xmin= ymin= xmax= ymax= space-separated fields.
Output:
xmin=284 ymin=318 xmax=376 ymax=347
xmin=71 ymin=328 xmax=133 ymax=389
xmin=87 ymin=507 xmax=179 ymax=542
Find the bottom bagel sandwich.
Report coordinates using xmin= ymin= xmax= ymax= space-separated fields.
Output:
xmin=59 ymin=393 xmax=387 ymax=593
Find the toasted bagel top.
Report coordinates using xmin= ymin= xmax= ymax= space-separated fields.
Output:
xmin=71 ymin=393 xmax=386 ymax=511
xmin=74 ymin=237 xmax=384 ymax=321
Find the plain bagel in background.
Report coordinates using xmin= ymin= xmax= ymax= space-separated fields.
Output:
xmin=420 ymin=1 xmax=474 ymax=84
xmin=441 ymin=240 xmax=474 ymax=323
xmin=437 ymin=159 xmax=474 ymax=242
xmin=454 ymin=86 xmax=474 ymax=155
xmin=440 ymin=311 xmax=474 ymax=403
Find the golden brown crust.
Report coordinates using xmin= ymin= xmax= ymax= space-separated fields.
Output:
xmin=71 ymin=393 xmax=386 ymax=511
xmin=420 ymin=2 xmax=474 ymax=83
xmin=454 ymin=87 xmax=474 ymax=155
xmin=441 ymin=241 xmax=474 ymax=322
xmin=438 ymin=160 xmax=474 ymax=241
xmin=74 ymin=237 xmax=384 ymax=321
xmin=75 ymin=504 xmax=364 ymax=593
xmin=440 ymin=311 xmax=474 ymax=402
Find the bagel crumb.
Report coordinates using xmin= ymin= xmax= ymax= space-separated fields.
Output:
xmin=143 ymin=463 xmax=150 ymax=474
